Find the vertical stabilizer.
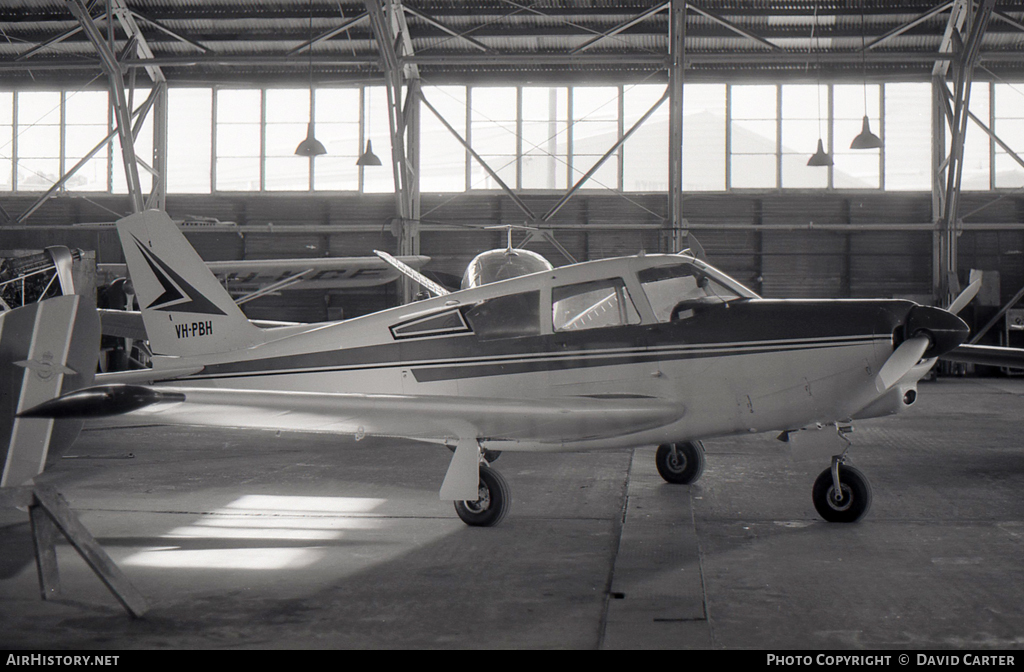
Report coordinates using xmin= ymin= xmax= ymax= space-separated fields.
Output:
xmin=116 ymin=210 xmax=262 ymax=357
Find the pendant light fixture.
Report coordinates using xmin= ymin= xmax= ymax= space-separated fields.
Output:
xmin=807 ymin=2 xmax=832 ymax=167
xmin=356 ymin=86 xmax=381 ymax=166
xmin=850 ymin=0 xmax=882 ymax=150
xmin=357 ymin=139 xmax=382 ymax=166
xmin=295 ymin=0 xmax=327 ymax=157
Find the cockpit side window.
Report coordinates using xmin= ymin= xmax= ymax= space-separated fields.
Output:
xmin=638 ymin=263 xmax=741 ymax=322
xmin=552 ymin=278 xmax=640 ymax=331
xmin=464 ymin=290 xmax=541 ymax=340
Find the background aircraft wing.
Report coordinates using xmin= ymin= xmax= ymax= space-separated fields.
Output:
xmin=941 ymin=344 xmax=1024 ymax=370
xmin=97 ymin=255 xmax=431 ymax=292
xmin=98 ymin=307 xmax=148 ymax=340
xmin=23 ymin=385 xmax=683 ymax=446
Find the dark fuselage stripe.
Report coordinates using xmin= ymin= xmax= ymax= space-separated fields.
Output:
xmin=184 ymin=335 xmax=884 ymax=383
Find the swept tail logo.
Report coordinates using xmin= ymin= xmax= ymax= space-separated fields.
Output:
xmin=132 ymin=235 xmax=226 ymax=316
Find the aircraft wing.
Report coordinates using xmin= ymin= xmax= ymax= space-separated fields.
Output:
xmin=97 ymin=255 xmax=431 ymax=292
xmin=941 ymin=344 xmax=1024 ymax=370
xmin=98 ymin=307 xmax=148 ymax=341
xmin=22 ymin=385 xmax=683 ymax=447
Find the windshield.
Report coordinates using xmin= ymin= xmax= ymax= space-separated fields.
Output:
xmin=638 ymin=263 xmax=744 ymax=322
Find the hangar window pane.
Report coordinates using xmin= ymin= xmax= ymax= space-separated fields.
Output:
xmin=959 ymin=82 xmax=990 ymax=191
xmin=421 ymin=86 xmax=467 ymax=192
xmin=730 ymin=85 xmax=777 ymax=189
xmin=362 ymin=86 xmax=395 ymax=194
xmin=168 ymin=88 xmax=212 ymax=193
xmin=215 ymin=89 xmax=261 ymax=191
xmin=832 ymin=84 xmax=880 ymax=189
xmin=314 ymin=88 xmax=360 ymax=191
xmin=265 ymin=89 xmax=309 ymax=191
xmin=16 ymin=91 xmax=61 ymax=191
xmin=571 ymin=87 xmax=620 ymax=190
xmin=470 ymin=87 xmax=518 ymax=190
xmin=522 ymin=87 xmax=568 ymax=190
xmin=683 ymin=84 xmax=726 ymax=192
xmin=994 ymin=83 xmax=1024 ymax=189
xmin=64 ymin=90 xmax=109 ymax=192
xmin=884 ymin=83 xmax=930 ymax=191
xmin=552 ymin=278 xmax=640 ymax=332
xmin=623 ymin=84 xmax=668 ymax=192
xmin=781 ymin=85 xmax=829 ymax=189
xmin=0 ymin=92 xmax=11 ymax=191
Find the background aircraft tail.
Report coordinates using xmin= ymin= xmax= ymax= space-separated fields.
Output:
xmin=1 ymin=295 xmax=99 ymax=487
xmin=116 ymin=210 xmax=262 ymax=357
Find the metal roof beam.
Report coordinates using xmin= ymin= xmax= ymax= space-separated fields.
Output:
xmin=129 ymin=8 xmax=211 ymax=54
xmin=110 ymin=0 xmax=164 ymax=83
xmin=571 ymin=1 xmax=668 ymax=54
xmin=403 ymin=6 xmax=490 ymax=53
xmin=864 ymin=1 xmax=954 ymax=51
xmin=287 ymin=11 xmax=369 ymax=56
xmin=686 ymin=2 xmax=784 ymax=52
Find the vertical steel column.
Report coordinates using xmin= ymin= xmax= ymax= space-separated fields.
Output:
xmin=65 ymin=0 xmax=143 ymax=212
xmin=148 ymin=81 xmax=167 ymax=211
xmin=667 ymin=0 xmax=686 ymax=252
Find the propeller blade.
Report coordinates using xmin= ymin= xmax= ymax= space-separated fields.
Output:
xmin=875 ymin=334 xmax=930 ymax=393
xmin=948 ymin=270 xmax=982 ymax=315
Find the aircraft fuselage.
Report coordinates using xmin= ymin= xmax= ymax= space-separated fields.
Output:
xmin=142 ymin=254 xmax=964 ymax=452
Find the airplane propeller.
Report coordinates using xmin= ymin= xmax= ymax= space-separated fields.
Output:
xmin=874 ymin=304 xmax=971 ymax=393
xmin=875 ymin=334 xmax=930 ymax=393
xmin=948 ymin=269 xmax=982 ymax=315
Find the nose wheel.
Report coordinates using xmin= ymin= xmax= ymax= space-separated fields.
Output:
xmin=812 ymin=459 xmax=872 ymax=523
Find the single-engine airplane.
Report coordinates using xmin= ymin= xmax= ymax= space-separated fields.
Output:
xmin=16 ymin=209 xmax=974 ymax=525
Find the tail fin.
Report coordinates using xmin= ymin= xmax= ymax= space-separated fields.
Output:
xmin=116 ymin=210 xmax=262 ymax=357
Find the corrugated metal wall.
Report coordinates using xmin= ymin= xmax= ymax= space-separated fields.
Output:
xmin=3 ymin=190 xmax=1024 ymax=321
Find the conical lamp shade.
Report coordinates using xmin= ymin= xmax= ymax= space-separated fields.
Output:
xmin=850 ymin=115 xmax=882 ymax=149
xmin=295 ymin=122 xmax=327 ymax=157
xmin=807 ymin=138 xmax=832 ymax=166
xmin=356 ymin=139 xmax=382 ymax=166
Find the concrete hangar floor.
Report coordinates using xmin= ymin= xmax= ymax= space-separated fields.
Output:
xmin=1 ymin=378 xmax=1023 ymax=650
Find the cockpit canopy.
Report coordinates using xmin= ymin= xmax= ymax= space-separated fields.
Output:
xmin=461 ymin=248 xmax=554 ymax=290
xmin=637 ymin=261 xmax=748 ymax=322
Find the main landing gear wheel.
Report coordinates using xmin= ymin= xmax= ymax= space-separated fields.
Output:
xmin=812 ymin=463 xmax=872 ymax=523
xmin=454 ymin=465 xmax=511 ymax=527
xmin=656 ymin=441 xmax=705 ymax=484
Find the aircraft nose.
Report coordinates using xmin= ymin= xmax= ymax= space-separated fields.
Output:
xmin=903 ymin=304 xmax=970 ymax=358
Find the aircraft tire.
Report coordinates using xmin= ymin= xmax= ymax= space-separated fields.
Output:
xmin=655 ymin=441 xmax=705 ymax=484
xmin=812 ymin=464 xmax=872 ymax=523
xmin=454 ymin=465 xmax=511 ymax=527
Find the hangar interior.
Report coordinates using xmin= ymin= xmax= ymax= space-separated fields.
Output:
xmin=3 ymin=0 xmax=1024 ymax=651
xmin=3 ymin=0 xmax=1024 ymax=333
